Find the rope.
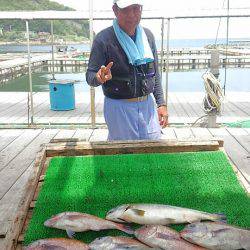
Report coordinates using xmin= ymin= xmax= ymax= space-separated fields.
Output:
xmin=215 ymin=0 xmax=227 ymax=46
xmin=191 ymin=0 xmax=227 ymax=127
xmin=202 ymin=71 xmax=224 ymax=114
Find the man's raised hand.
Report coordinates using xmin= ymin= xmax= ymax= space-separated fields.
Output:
xmin=96 ymin=62 xmax=113 ymax=84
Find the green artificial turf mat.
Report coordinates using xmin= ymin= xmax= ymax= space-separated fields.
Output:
xmin=225 ymin=119 xmax=250 ymax=128
xmin=24 ymin=151 xmax=250 ymax=245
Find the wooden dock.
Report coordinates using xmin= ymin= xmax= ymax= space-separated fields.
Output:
xmin=0 ymin=127 xmax=249 ymax=249
xmin=1 ymin=51 xmax=250 ymax=83
xmin=0 ymin=91 xmax=249 ymax=126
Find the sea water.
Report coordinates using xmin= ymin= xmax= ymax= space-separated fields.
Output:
xmin=0 ymin=68 xmax=249 ymax=92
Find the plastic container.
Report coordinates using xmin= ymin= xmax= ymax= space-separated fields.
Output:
xmin=49 ymin=80 xmax=75 ymax=111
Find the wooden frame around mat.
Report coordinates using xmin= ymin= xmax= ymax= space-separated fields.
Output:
xmin=4 ymin=138 xmax=249 ymax=250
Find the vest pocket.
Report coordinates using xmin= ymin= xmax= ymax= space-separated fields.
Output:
xmin=104 ymin=79 xmax=134 ymax=98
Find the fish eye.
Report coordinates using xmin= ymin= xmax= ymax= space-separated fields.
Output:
xmin=107 ymin=207 xmax=117 ymax=214
xmin=124 ymin=205 xmax=130 ymax=211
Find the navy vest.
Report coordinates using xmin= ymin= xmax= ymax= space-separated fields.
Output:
xmin=102 ymin=27 xmax=157 ymax=99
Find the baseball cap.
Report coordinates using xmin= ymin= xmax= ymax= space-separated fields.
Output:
xmin=113 ymin=0 xmax=142 ymax=8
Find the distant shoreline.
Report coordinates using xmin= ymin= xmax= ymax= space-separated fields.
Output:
xmin=0 ymin=40 xmax=90 ymax=46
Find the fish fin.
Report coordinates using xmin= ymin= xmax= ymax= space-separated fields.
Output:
xmin=66 ymin=229 xmax=75 ymax=238
xmin=130 ymin=209 xmax=145 ymax=216
xmin=213 ymin=213 xmax=227 ymax=223
xmin=117 ymin=224 xmax=134 ymax=235
xmin=166 ymin=218 xmax=179 ymax=224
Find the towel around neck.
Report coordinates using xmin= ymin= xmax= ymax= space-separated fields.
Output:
xmin=113 ymin=19 xmax=154 ymax=66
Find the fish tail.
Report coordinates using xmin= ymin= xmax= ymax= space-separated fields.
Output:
xmin=212 ymin=213 xmax=227 ymax=223
xmin=117 ymin=224 xmax=134 ymax=234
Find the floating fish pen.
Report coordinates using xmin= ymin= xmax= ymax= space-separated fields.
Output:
xmin=0 ymin=60 xmax=47 ymax=85
xmin=2 ymin=53 xmax=250 ymax=85
xmin=3 ymin=138 xmax=249 ymax=249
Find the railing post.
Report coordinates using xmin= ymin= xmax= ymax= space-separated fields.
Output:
xmin=165 ymin=18 xmax=170 ymax=106
xmin=51 ymin=20 xmax=56 ymax=80
xmin=89 ymin=0 xmax=96 ymax=128
xmin=26 ymin=20 xmax=34 ymax=125
xmin=223 ymin=0 xmax=230 ymax=95
xmin=160 ymin=18 xmax=164 ymax=80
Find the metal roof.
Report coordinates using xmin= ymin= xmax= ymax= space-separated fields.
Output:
xmin=0 ymin=9 xmax=250 ymax=20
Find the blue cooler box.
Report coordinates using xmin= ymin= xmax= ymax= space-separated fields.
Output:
xmin=49 ymin=80 xmax=75 ymax=111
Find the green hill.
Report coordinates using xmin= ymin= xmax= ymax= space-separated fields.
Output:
xmin=0 ymin=0 xmax=89 ymax=42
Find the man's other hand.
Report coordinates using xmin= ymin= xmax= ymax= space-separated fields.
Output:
xmin=157 ymin=105 xmax=168 ymax=128
xmin=96 ymin=62 xmax=113 ymax=84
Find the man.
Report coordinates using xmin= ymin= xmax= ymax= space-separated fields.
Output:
xmin=86 ymin=0 xmax=168 ymax=140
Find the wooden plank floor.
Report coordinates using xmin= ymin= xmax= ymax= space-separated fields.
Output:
xmin=0 ymin=127 xmax=249 ymax=249
xmin=0 ymin=91 xmax=249 ymax=125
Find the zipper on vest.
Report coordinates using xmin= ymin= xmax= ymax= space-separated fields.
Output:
xmin=133 ymin=67 xmax=137 ymax=96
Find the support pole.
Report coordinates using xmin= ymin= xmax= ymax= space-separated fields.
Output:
xmin=160 ymin=18 xmax=164 ymax=80
xmin=51 ymin=20 xmax=56 ymax=80
xmin=208 ymin=50 xmax=220 ymax=128
xmin=26 ymin=20 xmax=34 ymax=125
xmin=89 ymin=0 xmax=96 ymax=128
xmin=165 ymin=18 xmax=170 ymax=106
xmin=223 ymin=0 xmax=230 ymax=95
xmin=211 ymin=50 xmax=220 ymax=77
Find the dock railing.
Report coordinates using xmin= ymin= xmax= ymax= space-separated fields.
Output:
xmin=0 ymin=10 xmax=250 ymax=127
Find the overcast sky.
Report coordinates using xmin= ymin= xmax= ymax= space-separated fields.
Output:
xmin=53 ymin=0 xmax=250 ymax=39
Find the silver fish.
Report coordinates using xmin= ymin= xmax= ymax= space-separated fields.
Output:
xmin=44 ymin=212 xmax=133 ymax=238
xmin=135 ymin=225 xmax=205 ymax=250
xmin=106 ymin=204 xmax=226 ymax=225
xmin=89 ymin=236 xmax=152 ymax=249
xmin=180 ymin=222 xmax=250 ymax=250
xmin=24 ymin=237 xmax=89 ymax=250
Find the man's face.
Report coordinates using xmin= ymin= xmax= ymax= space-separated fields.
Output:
xmin=113 ymin=4 xmax=142 ymax=32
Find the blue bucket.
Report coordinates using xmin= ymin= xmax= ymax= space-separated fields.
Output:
xmin=49 ymin=80 xmax=75 ymax=111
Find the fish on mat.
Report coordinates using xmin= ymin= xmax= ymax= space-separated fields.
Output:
xmin=106 ymin=204 xmax=226 ymax=225
xmin=44 ymin=212 xmax=133 ymax=238
xmin=24 ymin=237 xmax=89 ymax=250
xmin=180 ymin=222 xmax=250 ymax=250
xmin=89 ymin=236 xmax=152 ymax=250
xmin=135 ymin=225 xmax=205 ymax=250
